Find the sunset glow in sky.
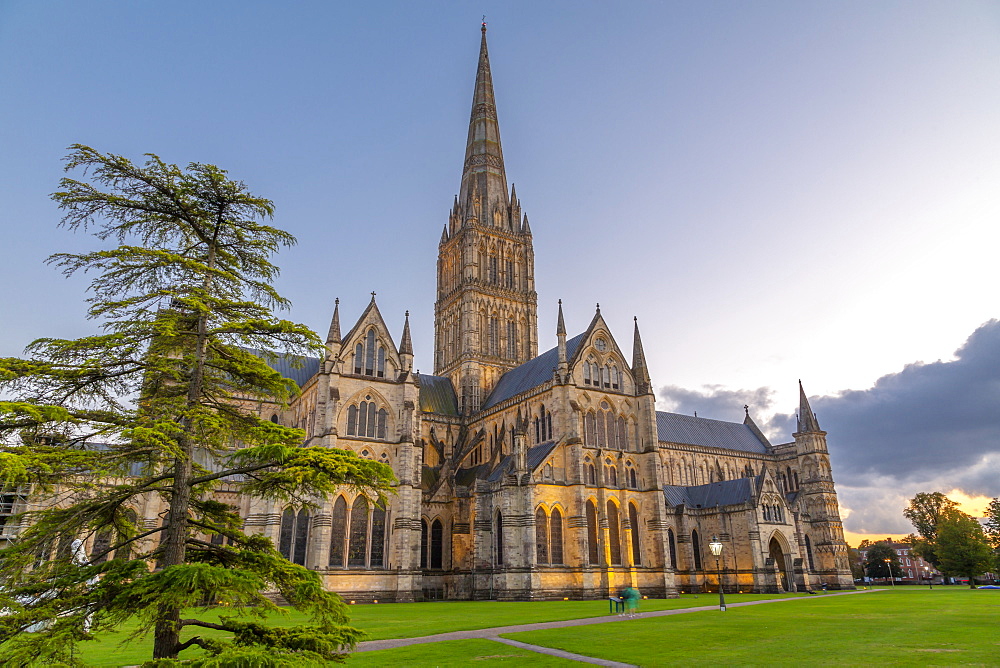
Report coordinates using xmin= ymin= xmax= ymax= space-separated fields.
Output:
xmin=1 ymin=1 xmax=998 ymax=543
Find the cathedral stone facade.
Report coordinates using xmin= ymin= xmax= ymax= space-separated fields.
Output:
xmin=232 ymin=27 xmax=855 ymax=601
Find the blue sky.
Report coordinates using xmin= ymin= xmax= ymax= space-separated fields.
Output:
xmin=1 ymin=1 xmax=998 ymax=540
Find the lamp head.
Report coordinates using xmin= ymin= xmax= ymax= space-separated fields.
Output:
xmin=709 ymin=535 xmax=723 ymax=557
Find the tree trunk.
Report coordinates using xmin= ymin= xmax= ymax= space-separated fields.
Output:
xmin=152 ymin=243 xmax=215 ymax=659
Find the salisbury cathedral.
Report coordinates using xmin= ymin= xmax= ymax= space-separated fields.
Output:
xmin=188 ymin=27 xmax=853 ymax=600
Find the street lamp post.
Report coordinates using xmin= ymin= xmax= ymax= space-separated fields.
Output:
xmin=884 ymin=558 xmax=895 ymax=589
xmin=709 ymin=536 xmax=726 ymax=612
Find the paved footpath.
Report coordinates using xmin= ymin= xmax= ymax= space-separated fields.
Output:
xmin=355 ymin=589 xmax=878 ymax=666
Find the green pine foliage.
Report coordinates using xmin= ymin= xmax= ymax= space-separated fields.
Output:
xmin=0 ymin=145 xmax=395 ymax=666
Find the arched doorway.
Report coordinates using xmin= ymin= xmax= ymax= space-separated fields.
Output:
xmin=768 ymin=536 xmax=790 ymax=592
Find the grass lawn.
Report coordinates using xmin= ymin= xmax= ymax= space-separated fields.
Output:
xmin=75 ymin=593 xmax=804 ymax=666
xmin=75 ymin=589 xmax=999 ymax=666
xmin=345 ymin=638 xmax=579 ymax=666
xmin=502 ymin=588 xmax=1000 ymax=667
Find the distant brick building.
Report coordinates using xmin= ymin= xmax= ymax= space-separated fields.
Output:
xmin=858 ymin=541 xmax=940 ymax=584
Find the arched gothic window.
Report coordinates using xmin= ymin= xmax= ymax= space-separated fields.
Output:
xmin=585 ymin=458 xmax=597 ymax=485
xmin=550 ymin=508 xmax=563 ymax=564
xmin=488 ymin=317 xmax=499 ymax=356
xmin=90 ymin=526 xmax=115 ymax=565
xmin=585 ymin=412 xmax=597 ymax=446
xmin=506 ymin=320 xmax=518 ymax=359
xmin=616 ymin=416 xmax=627 ymax=450
xmin=331 ymin=496 xmax=386 ymax=569
xmin=629 ymin=502 xmax=641 ymax=566
xmin=535 ymin=404 xmax=553 ymax=443
xmin=495 ymin=512 xmax=504 ymax=565
xmin=430 ymin=519 xmax=443 ymax=569
xmin=692 ymin=529 xmax=703 ymax=570
xmin=607 ymin=500 xmax=622 ymax=565
xmin=270 ymin=414 xmax=280 ymax=424
xmin=535 ymin=507 xmax=548 ymax=564
xmin=625 ymin=462 xmax=638 ymax=489
xmin=586 ymin=500 xmax=600 ymax=565
xmin=279 ymin=507 xmax=310 ymax=566
xmin=354 ymin=330 xmax=386 ymax=378
xmin=605 ymin=458 xmax=617 ymax=487
xmin=347 ymin=498 xmax=369 ymax=567
xmin=346 ymin=396 xmax=388 ymax=439
xmin=668 ymin=528 xmax=677 ymax=569
xmin=329 ymin=496 xmax=347 ymax=567
xmin=805 ymin=534 xmax=816 ymax=571
xmin=420 ymin=519 xmax=428 ymax=569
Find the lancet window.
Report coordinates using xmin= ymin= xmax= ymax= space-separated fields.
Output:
xmin=629 ymin=502 xmax=641 ymax=566
xmin=278 ymin=507 xmax=310 ymax=566
xmin=586 ymin=501 xmax=599 ymax=565
xmin=534 ymin=404 xmax=553 ymax=443
xmin=488 ymin=317 xmax=499 ymax=356
xmin=584 ymin=403 xmax=630 ymax=450
xmin=506 ymin=319 xmax=518 ymax=359
xmin=607 ymin=500 xmax=622 ymax=565
xmin=625 ymin=461 xmax=638 ymax=489
xmin=584 ymin=458 xmax=597 ymax=485
xmin=535 ymin=506 xmax=564 ymax=565
xmin=346 ymin=396 xmax=389 ymax=439
xmin=353 ymin=329 xmax=386 ymax=378
xmin=692 ymin=529 xmax=703 ymax=570
xmin=535 ymin=507 xmax=548 ymax=565
xmin=605 ymin=458 xmax=618 ymax=487
xmin=329 ymin=496 xmax=386 ymax=569
xmin=494 ymin=512 xmax=504 ymax=565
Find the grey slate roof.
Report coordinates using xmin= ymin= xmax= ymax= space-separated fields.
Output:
xmin=663 ymin=477 xmax=754 ymax=508
xmin=455 ymin=441 xmax=557 ymax=486
xmin=482 ymin=333 xmax=585 ymax=409
xmin=655 ymin=411 xmax=769 ymax=454
xmin=417 ymin=374 xmax=460 ymax=416
xmin=246 ymin=349 xmax=320 ymax=388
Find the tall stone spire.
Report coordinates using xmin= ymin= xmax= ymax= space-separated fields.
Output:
xmin=326 ymin=298 xmax=341 ymax=345
xmin=556 ymin=300 xmax=568 ymax=378
xmin=797 ymin=380 xmax=821 ymax=432
xmin=399 ymin=311 xmax=413 ymax=356
xmin=632 ymin=316 xmax=651 ymax=394
xmin=433 ymin=24 xmax=538 ymax=414
xmin=399 ymin=310 xmax=413 ymax=372
xmin=458 ymin=22 xmax=509 ymax=221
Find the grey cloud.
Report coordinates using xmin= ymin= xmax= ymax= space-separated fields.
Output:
xmin=657 ymin=384 xmax=777 ymax=422
xmin=658 ymin=320 xmax=1000 ymax=537
xmin=810 ymin=319 xmax=1000 ymax=496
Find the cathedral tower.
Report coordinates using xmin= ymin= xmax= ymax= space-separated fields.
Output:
xmin=434 ymin=24 xmax=538 ymax=414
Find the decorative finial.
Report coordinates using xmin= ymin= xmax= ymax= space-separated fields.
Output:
xmin=335 ymin=297 xmax=339 ymax=305
xmin=405 ymin=310 xmax=410 ymax=317
xmin=558 ymin=299 xmax=562 ymax=305
xmin=634 ymin=315 xmax=638 ymax=322
xmin=744 ymin=404 xmax=750 ymax=417
xmin=371 ymin=291 xmax=377 ymax=301
xmin=482 ymin=15 xmax=487 ymax=31
xmin=596 ymin=302 xmax=601 ymax=313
